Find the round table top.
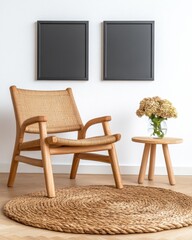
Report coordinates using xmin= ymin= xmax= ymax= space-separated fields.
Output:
xmin=132 ymin=136 xmax=183 ymax=144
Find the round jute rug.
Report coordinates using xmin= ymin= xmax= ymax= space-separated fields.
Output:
xmin=3 ymin=185 xmax=192 ymax=235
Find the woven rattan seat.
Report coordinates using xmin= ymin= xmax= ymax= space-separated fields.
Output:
xmin=19 ymin=135 xmax=120 ymax=150
xmin=46 ymin=135 xmax=120 ymax=147
xmin=7 ymin=86 xmax=123 ymax=197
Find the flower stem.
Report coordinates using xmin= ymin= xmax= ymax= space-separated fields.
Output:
xmin=149 ymin=115 xmax=167 ymax=138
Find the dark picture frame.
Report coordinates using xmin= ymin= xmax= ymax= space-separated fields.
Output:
xmin=103 ymin=21 xmax=154 ymax=80
xmin=37 ymin=21 xmax=89 ymax=80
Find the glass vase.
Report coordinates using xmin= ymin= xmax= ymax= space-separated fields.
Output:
xmin=148 ymin=117 xmax=167 ymax=138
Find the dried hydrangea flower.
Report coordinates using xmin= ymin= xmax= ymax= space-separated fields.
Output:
xmin=136 ymin=97 xmax=177 ymax=119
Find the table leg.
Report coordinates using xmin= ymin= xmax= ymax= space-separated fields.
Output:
xmin=162 ymin=144 xmax=176 ymax=185
xmin=138 ymin=143 xmax=151 ymax=184
xmin=148 ymin=144 xmax=156 ymax=180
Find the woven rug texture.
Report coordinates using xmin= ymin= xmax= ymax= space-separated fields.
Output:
xmin=3 ymin=185 xmax=192 ymax=235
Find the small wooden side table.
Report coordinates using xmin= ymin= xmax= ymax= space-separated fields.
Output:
xmin=131 ymin=137 xmax=183 ymax=185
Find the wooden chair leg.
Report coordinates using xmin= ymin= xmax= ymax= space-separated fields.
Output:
xmin=41 ymin=144 xmax=55 ymax=198
xmin=109 ymin=144 xmax=123 ymax=189
xmin=7 ymin=154 xmax=19 ymax=187
xmin=70 ymin=153 xmax=80 ymax=179
xmin=7 ymin=137 xmax=20 ymax=187
xmin=39 ymin=122 xmax=55 ymax=198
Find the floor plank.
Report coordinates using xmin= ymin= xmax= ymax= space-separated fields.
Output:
xmin=0 ymin=173 xmax=192 ymax=240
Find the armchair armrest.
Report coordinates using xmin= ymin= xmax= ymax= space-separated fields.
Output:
xmin=80 ymin=116 xmax=112 ymax=138
xmin=21 ymin=116 xmax=47 ymax=131
xmin=20 ymin=116 xmax=47 ymax=133
xmin=18 ymin=116 xmax=47 ymax=144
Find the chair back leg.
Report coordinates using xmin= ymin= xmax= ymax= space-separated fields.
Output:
xmin=7 ymin=156 xmax=19 ymax=187
xmin=70 ymin=153 xmax=80 ymax=179
xmin=7 ymin=136 xmax=20 ymax=187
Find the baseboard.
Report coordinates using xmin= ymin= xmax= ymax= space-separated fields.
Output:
xmin=0 ymin=163 xmax=192 ymax=175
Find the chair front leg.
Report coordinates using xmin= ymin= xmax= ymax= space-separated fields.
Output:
xmin=109 ymin=144 xmax=123 ymax=189
xmin=102 ymin=121 xmax=123 ymax=188
xmin=39 ymin=122 xmax=55 ymax=198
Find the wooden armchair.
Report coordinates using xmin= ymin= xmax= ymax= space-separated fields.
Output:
xmin=7 ymin=86 xmax=123 ymax=197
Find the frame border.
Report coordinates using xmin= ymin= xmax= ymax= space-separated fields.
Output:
xmin=103 ymin=21 xmax=154 ymax=81
xmin=37 ymin=21 xmax=89 ymax=80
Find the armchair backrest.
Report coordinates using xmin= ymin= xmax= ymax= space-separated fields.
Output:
xmin=10 ymin=86 xmax=83 ymax=133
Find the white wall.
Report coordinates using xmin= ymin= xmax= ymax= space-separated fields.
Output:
xmin=0 ymin=0 xmax=192 ymax=175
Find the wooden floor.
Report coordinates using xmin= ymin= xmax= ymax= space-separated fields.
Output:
xmin=0 ymin=173 xmax=192 ymax=240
